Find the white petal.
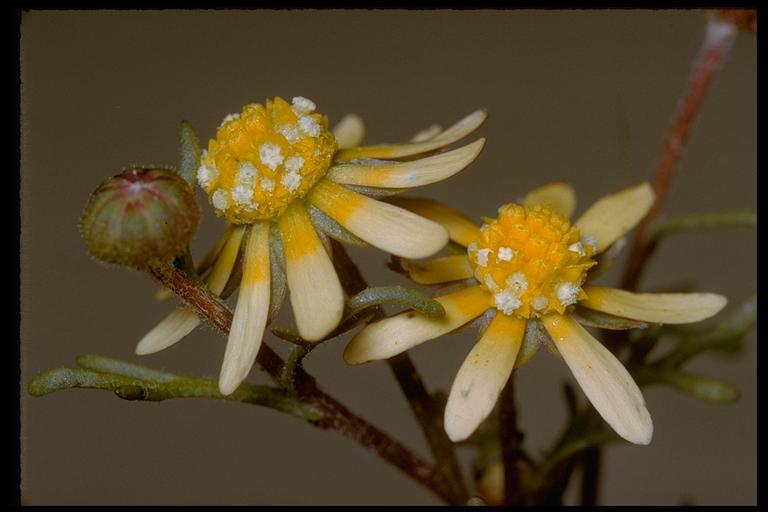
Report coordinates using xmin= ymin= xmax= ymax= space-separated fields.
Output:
xmin=581 ymin=286 xmax=727 ymax=324
xmin=523 ymin=182 xmax=577 ymax=218
xmin=327 ymin=138 xmax=484 ymax=189
xmin=207 ymin=226 xmax=246 ymax=295
xmin=135 ymin=308 xmax=200 ymax=355
xmin=278 ymin=202 xmax=345 ymax=341
xmin=334 ymin=109 xmax=487 ymax=161
xmin=541 ymin=314 xmax=653 ymax=445
xmin=575 ymin=183 xmax=654 ymax=254
xmin=219 ymin=222 xmax=271 ymax=395
xmin=401 ymin=255 xmax=474 ymax=284
xmin=386 ymin=196 xmax=480 ymax=247
xmin=332 ymin=113 xmax=365 ymax=149
xmin=308 ymin=180 xmax=448 ymax=258
xmin=344 ymin=285 xmax=491 ymax=364
xmin=444 ymin=314 xmax=525 ymax=442
xmin=411 ymin=124 xmax=442 ymax=142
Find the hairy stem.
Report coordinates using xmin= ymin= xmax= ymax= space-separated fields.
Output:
xmin=621 ymin=14 xmax=738 ymax=291
xmin=329 ymin=240 xmax=469 ymax=504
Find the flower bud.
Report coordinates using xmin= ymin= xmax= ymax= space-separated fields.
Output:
xmin=81 ymin=167 xmax=200 ymax=269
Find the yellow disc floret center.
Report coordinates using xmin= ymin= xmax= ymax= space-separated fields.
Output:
xmin=197 ymin=96 xmax=337 ymax=223
xmin=468 ymin=204 xmax=597 ymax=319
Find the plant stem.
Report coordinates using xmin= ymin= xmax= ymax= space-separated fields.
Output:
xmin=591 ymin=13 xmax=741 ymax=506
xmin=329 ymin=239 xmax=469 ymax=504
xmin=146 ymin=259 xmax=455 ymax=504
xmin=499 ymin=375 xmax=524 ymax=505
xmin=621 ymin=14 xmax=738 ymax=291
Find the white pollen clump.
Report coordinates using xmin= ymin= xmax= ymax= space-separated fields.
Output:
xmin=467 ymin=242 xmax=478 ymax=253
xmin=278 ymin=124 xmax=301 ymax=143
xmin=281 ymin=172 xmax=302 ymax=192
xmin=236 ymin=162 xmax=258 ymax=184
xmin=298 ymin=116 xmax=321 ymax=137
xmin=220 ymin=113 xmax=240 ymax=126
xmin=556 ymin=282 xmax=580 ymax=307
xmin=212 ymin=189 xmax=229 ymax=211
xmin=484 ymin=274 xmax=498 ymax=292
xmin=506 ymin=272 xmax=528 ymax=294
xmin=231 ymin=184 xmax=254 ymax=206
xmin=474 ymin=248 xmax=492 ymax=267
xmin=259 ymin=143 xmax=284 ymax=170
xmin=568 ymin=241 xmax=586 ymax=257
xmin=260 ymin=178 xmax=275 ymax=192
xmin=497 ymin=247 xmax=516 ymax=262
xmin=532 ymin=296 xmax=549 ymax=311
xmin=494 ymin=290 xmax=522 ymax=315
xmin=284 ymin=156 xmax=305 ymax=173
xmin=581 ymin=235 xmax=598 ymax=252
xmin=197 ymin=163 xmax=219 ymax=189
xmin=291 ymin=96 xmax=316 ymax=115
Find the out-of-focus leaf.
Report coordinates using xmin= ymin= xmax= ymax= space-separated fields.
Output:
xmin=651 ymin=210 xmax=756 ymax=242
xmin=640 ymin=370 xmax=740 ymax=404
xmin=179 ymin=120 xmax=201 ymax=186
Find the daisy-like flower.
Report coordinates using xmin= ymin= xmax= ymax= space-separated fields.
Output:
xmin=136 ymin=96 xmax=487 ymax=395
xmin=344 ymin=182 xmax=727 ymax=445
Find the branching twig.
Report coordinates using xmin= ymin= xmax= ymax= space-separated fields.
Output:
xmin=621 ymin=15 xmax=739 ymax=291
xmin=329 ymin=239 xmax=469 ymax=504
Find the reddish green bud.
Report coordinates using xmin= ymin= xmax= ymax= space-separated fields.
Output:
xmin=81 ymin=167 xmax=200 ymax=269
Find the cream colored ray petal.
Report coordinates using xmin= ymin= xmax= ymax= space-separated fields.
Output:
xmin=334 ymin=109 xmax=487 ymax=161
xmin=135 ymin=308 xmax=200 ymax=355
xmin=523 ymin=182 xmax=577 ymax=218
xmin=542 ymin=314 xmax=653 ymax=445
xmin=386 ymin=196 xmax=480 ymax=248
xmin=207 ymin=225 xmax=246 ymax=295
xmin=219 ymin=222 xmax=271 ymax=395
xmin=401 ymin=255 xmax=473 ymax=284
xmin=344 ymin=285 xmax=492 ymax=364
xmin=308 ymin=180 xmax=448 ymax=259
xmin=575 ymin=183 xmax=654 ymax=254
xmin=327 ymin=138 xmax=485 ymax=189
xmin=332 ymin=113 xmax=365 ymax=150
xmin=444 ymin=314 xmax=526 ymax=442
xmin=278 ymin=202 xmax=345 ymax=341
xmin=411 ymin=124 xmax=442 ymax=142
xmin=580 ymin=286 xmax=727 ymax=324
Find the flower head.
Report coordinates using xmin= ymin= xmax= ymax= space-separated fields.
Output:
xmin=344 ymin=182 xmax=728 ymax=445
xmin=137 ymin=96 xmax=487 ymax=396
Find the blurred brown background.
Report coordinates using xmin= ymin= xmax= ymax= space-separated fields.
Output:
xmin=20 ymin=10 xmax=755 ymax=505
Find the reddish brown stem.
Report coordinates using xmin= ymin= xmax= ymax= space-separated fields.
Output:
xmin=500 ymin=375 xmax=525 ymax=505
xmin=148 ymin=261 xmax=454 ymax=504
xmin=621 ymin=15 xmax=738 ymax=291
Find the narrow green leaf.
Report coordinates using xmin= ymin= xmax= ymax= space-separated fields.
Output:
xmin=179 ymin=120 xmax=201 ymax=186
xmin=308 ymin=204 xmax=368 ymax=247
xmin=651 ymin=210 xmax=756 ymax=241
xmin=28 ymin=360 xmax=324 ymax=421
xmin=76 ymin=354 xmax=179 ymax=382
xmin=651 ymin=371 xmax=740 ymax=404
xmin=348 ymin=286 xmax=445 ymax=317
xmin=344 ymin=184 xmax=407 ymax=198
xmin=573 ymin=306 xmax=649 ymax=330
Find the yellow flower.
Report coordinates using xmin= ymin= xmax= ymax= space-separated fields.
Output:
xmin=136 ymin=96 xmax=487 ymax=396
xmin=344 ymin=182 xmax=727 ymax=445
